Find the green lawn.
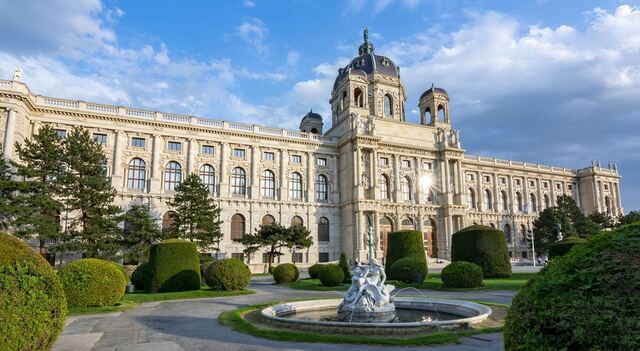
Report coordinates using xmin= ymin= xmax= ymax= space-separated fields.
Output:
xmin=68 ymin=287 xmax=255 ymax=316
xmin=283 ymin=273 xmax=536 ymax=292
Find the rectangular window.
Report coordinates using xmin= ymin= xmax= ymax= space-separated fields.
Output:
xmin=484 ymin=175 xmax=490 ymax=183
xmin=529 ymin=180 xmax=535 ymax=187
xmin=543 ymin=182 xmax=549 ymax=189
xmin=402 ymin=160 xmax=411 ymax=168
xmin=131 ymin=137 xmax=145 ymax=148
xmin=423 ymin=161 xmax=432 ymax=170
xmin=521 ymin=251 xmax=528 ymax=259
xmin=466 ymin=173 xmax=475 ymax=182
xmin=93 ymin=133 xmax=107 ymax=144
xmin=291 ymin=155 xmax=302 ymax=164
xmin=317 ymin=157 xmax=327 ymax=167
xmin=568 ymin=184 xmax=573 ymax=191
xmin=201 ymin=145 xmax=215 ymax=154
xmin=292 ymin=252 xmax=303 ymax=263
xmin=515 ymin=179 xmax=521 ymax=186
xmin=168 ymin=141 xmax=182 ymax=151
xmin=231 ymin=253 xmax=244 ymax=261
xmin=604 ymin=184 xmax=609 ymax=190
xmin=556 ymin=183 xmax=561 ymax=190
xmin=55 ymin=129 xmax=67 ymax=139
xmin=233 ymin=149 xmax=246 ymax=158
xmin=263 ymin=152 xmax=275 ymax=161
xmin=318 ymin=253 xmax=329 ymax=263
xmin=262 ymin=253 xmax=271 ymax=264
xmin=379 ymin=157 xmax=389 ymax=166
xmin=500 ymin=177 xmax=506 ymax=185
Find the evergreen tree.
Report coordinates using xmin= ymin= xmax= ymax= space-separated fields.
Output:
xmin=59 ymin=127 xmax=121 ymax=258
xmin=339 ymin=252 xmax=351 ymax=283
xmin=120 ymin=203 xmax=165 ymax=262
xmin=0 ymin=152 xmax=14 ymax=231
xmin=236 ymin=223 xmax=313 ymax=270
xmin=617 ymin=211 xmax=640 ymax=226
xmin=588 ymin=211 xmax=614 ymax=229
xmin=9 ymin=126 xmax=66 ymax=253
xmin=167 ymin=173 xmax=223 ymax=251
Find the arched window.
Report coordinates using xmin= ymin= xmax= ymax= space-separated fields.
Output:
xmin=341 ymin=90 xmax=347 ymax=110
xmin=231 ymin=167 xmax=246 ymax=196
xmin=544 ymin=194 xmax=550 ymax=210
xmin=467 ymin=188 xmax=476 ymax=209
xmin=354 ymin=88 xmax=364 ymax=107
xmin=380 ymin=174 xmax=390 ymax=200
xmin=199 ymin=164 xmax=216 ymax=193
xmin=318 ymin=217 xmax=329 ymax=242
xmin=530 ymin=193 xmax=537 ymax=212
xmin=425 ymin=189 xmax=435 ymax=204
xmin=315 ymin=174 xmax=328 ymax=201
xmin=162 ymin=211 xmax=175 ymax=233
xmin=291 ymin=216 xmax=304 ymax=227
xmin=127 ymin=158 xmax=146 ymax=190
xmin=520 ymin=224 xmax=528 ymax=242
xmin=261 ymin=214 xmax=275 ymax=225
xmin=383 ymin=94 xmax=393 ymax=116
xmin=289 ymin=172 xmax=303 ymax=200
xmin=484 ymin=189 xmax=493 ymax=211
xmin=164 ymin=161 xmax=182 ymax=191
xmin=380 ymin=216 xmax=393 ymax=252
xmin=438 ymin=104 xmax=446 ymax=121
xmin=231 ymin=214 xmax=245 ymax=240
xmin=401 ymin=217 xmax=415 ymax=230
xmin=261 ymin=170 xmax=276 ymax=198
xmin=501 ymin=191 xmax=509 ymax=212
xmin=516 ymin=192 xmax=523 ymax=212
xmin=504 ymin=223 xmax=512 ymax=243
xmin=401 ymin=176 xmax=412 ymax=202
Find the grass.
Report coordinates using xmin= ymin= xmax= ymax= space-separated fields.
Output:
xmin=67 ymin=287 xmax=255 ymax=316
xmin=218 ymin=301 xmax=504 ymax=346
xmin=283 ymin=273 xmax=536 ymax=292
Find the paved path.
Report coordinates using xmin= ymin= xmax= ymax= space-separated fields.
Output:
xmin=53 ymin=278 xmax=515 ymax=351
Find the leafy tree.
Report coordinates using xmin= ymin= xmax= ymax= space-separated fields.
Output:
xmin=288 ymin=224 xmax=313 ymax=259
xmin=618 ymin=211 xmax=640 ymax=226
xmin=167 ymin=173 xmax=223 ymax=251
xmin=9 ymin=126 xmax=66 ymax=253
xmin=120 ymin=203 xmax=165 ymax=262
xmin=58 ymin=127 xmax=121 ymax=258
xmin=589 ymin=211 xmax=614 ymax=229
xmin=236 ymin=223 xmax=313 ymax=270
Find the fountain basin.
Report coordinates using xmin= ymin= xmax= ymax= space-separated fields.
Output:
xmin=260 ymin=297 xmax=492 ymax=332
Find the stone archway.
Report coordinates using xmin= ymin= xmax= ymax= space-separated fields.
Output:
xmin=379 ymin=216 xmax=393 ymax=255
xmin=423 ymin=218 xmax=438 ymax=258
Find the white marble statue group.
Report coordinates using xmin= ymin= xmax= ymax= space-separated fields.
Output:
xmin=339 ymin=258 xmax=395 ymax=313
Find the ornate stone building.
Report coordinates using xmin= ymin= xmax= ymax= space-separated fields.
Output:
xmin=0 ymin=32 xmax=623 ymax=267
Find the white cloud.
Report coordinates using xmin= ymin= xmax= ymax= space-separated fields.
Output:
xmin=286 ymin=50 xmax=299 ymax=66
xmin=242 ymin=0 xmax=256 ymax=8
xmin=237 ymin=18 xmax=269 ymax=55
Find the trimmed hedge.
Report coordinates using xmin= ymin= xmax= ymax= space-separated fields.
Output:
xmin=451 ymin=225 xmax=511 ymax=278
xmin=548 ymin=236 xmax=587 ymax=258
xmin=58 ymin=258 xmax=127 ymax=308
xmin=318 ymin=264 xmax=344 ymax=286
xmin=272 ymin=263 xmax=299 ymax=284
xmin=504 ymin=223 xmax=640 ymax=350
xmin=308 ymin=263 xmax=324 ymax=279
xmin=390 ymin=256 xmax=428 ymax=284
xmin=441 ymin=261 xmax=483 ymax=288
xmin=384 ymin=230 xmax=427 ymax=276
xmin=131 ymin=262 xmax=149 ymax=291
xmin=109 ymin=261 xmax=130 ymax=283
xmin=204 ymin=259 xmax=251 ymax=290
xmin=339 ymin=252 xmax=351 ymax=283
xmin=145 ymin=239 xmax=200 ymax=293
xmin=0 ymin=232 xmax=67 ymax=351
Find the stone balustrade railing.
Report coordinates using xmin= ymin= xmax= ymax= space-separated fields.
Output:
xmin=463 ymin=154 xmax=619 ymax=176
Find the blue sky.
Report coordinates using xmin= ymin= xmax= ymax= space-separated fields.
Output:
xmin=0 ymin=0 xmax=638 ymax=211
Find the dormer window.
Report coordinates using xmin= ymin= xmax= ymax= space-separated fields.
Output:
xmin=383 ymin=94 xmax=393 ymax=116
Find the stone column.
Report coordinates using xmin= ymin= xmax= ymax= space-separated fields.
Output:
xmin=250 ymin=146 xmax=259 ymax=199
xmin=150 ymin=134 xmax=163 ymax=193
xmin=187 ymin=139 xmax=197 ymax=175
xmin=219 ymin=143 xmax=229 ymax=197
xmin=615 ymin=183 xmax=623 ymax=215
xmin=279 ymin=149 xmax=288 ymax=201
xmin=372 ymin=149 xmax=379 ymax=200
xmin=331 ymin=155 xmax=339 ymax=203
xmin=355 ymin=147 xmax=362 ymax=199
xmin=2 ymin=108 xmax=17 ymax=159
xmin=508 ymin=175 xmax=515 ymax=213
xmin=30 ymin=119 xmax=41 ymax=140
xmin=414 ymin=156 xmax=422 ymax=204
xmin=393 ymin=154 xmax=401 ymax=202
xmin=306 ymin=151 xmax=314 ymax=202
xmin=111 ymin=130 xmax=124 ymax=190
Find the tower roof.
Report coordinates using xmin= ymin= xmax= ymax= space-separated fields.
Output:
xmin=420 ymin=83 xmax=448 ymax=100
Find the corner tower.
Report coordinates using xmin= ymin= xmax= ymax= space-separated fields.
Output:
xmin=330 ymin=29 xmax=406 ymax=128
xmin=419 ymin=83 xmax=450 ymax=126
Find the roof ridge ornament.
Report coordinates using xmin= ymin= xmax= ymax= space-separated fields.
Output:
xmin=358 ymin=27 xmax=374 ymax=55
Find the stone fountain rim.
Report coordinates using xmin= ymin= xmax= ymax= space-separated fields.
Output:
xmin=260 ymin=297 xmax=492 ymax=328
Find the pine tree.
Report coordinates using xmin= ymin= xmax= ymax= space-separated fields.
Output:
xmin=588 ymin=211 xmax=614 ymax=229
xmin=167 ymin=173 xmax=223 ymax=251
xmin=9 ymin=126 xmax=66 ymax=253
xmin=59 ymin=127 xmax=121 ymax=258
xmin=235 ymin=223 xmax=312 ymax=270
xmin=120 ymin=203 xmax=165 ymax=262
xmin=618 ymin=211 xmax=640 ymax=226
xmin=0 ymin=152 xmax=14 ymax=231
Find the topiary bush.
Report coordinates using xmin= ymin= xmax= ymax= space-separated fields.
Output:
xmin=440 ymin=261 xmax=484 ymax=288
xmin=145 ymin=239 xmax=200 ymax=293
xmin=109 ymin=261 xmax=130 ymax=283
xmin=338 ymin=252 xmax=351 ymax=283
xmin=390 ymin=256 xmax=428 ymax=284
xmin=0 ymin=232 xmax=67 ymax=351
xmin=548 ymin=236 xmax=587 ymax=258
xmin=204 ymin=259 xmax=251 ymax=290
xmin=58 ymin=258 xmax=127 ymax=308
xmin=504 ymin=223 xmax=640 ymax=350
xmin=451 ymin=225 xmax=511 ymax=278
xmin=385 ymin=230 xmax=427 ymax=276
xmin=131 ymin=262 xmax=149 ymax=291
xmin=308 ymin=263 xmax=324 ymax=279
xmin=318 ymin=264 xmax=344 ymax=287
xmin=272 ymin=263 xmax=299 ymax=284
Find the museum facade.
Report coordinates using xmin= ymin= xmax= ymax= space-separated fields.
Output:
xmin=0 ymin=33 xmax=623 ymax=267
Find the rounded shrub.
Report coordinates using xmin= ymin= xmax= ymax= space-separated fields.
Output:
xmin=131 ymin=262 xmax=149 ymax=291
xmin=0 ymin=232 xmax=67 ymax=351
xmin=451 ymin=225 xmax=511 ymax=278
xmin=308 ymin=263 xmax=324 ymax=279
xmin=204 ymin=259 xmax=251 ymax=290
xmin=109 ymin=261 xmax=130 ymax=283
xmin=58 ymin=258 xmax=127 ymax=308
xmin=548 ymin=236 xmax=587 ymax=258
xmin=440 ymin=261 xmax=484 ymax=288
xmin=145 ymin=239 xmax=200 ymax=293
xmin=384 ymin=230 xmax=427 ymax=276
xmin=504 ymin=223 xmax=640 ymax=350
xmin=390 ymin=256 xmax=428 ymax=284
xmin=319 ymin=264 xmax=344 ymax=287
xmin=272 ymin=263 xmax=299 ymax=284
